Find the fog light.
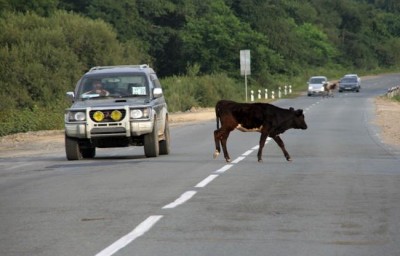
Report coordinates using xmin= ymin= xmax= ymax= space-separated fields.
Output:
xmin=93 ymin=111 xmax=104 ymax=122
xmin=111 ymin=110 xmax=122 ymax=121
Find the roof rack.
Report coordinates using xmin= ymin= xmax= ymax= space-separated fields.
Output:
xmin=89 ymin=64 xmax=149 ymax=72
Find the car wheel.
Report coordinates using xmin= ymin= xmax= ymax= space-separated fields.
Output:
xmin=144 ymin=119 xmax=159 ymax=157
xmin=65 ymin=135 xmax=83 ymax=160
xmin=159 ymin=118 xmax=170 ymax=155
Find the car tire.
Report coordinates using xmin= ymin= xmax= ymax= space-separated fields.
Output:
xmin=144 ymin=119 xmax=159 ymax=157
xmin=65 ymin=135 xmax=83 ymax=160
xmin=159 ymin=118 xmax=170 ymax=155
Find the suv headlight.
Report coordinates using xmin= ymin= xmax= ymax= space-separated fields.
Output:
xmin=130 ymin=108 xmax=150 ymax=119
xmin=67 ymin=111 xmax=86 ymax=121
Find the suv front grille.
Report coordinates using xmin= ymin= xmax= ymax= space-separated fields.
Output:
xmin=89 ymin=109 xmax=126 ymax=123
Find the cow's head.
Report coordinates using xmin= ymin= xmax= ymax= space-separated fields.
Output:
xmin=289 ymin=107 xmax=307 ymax=130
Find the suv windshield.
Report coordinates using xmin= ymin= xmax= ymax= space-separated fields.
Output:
xmin=78 ymin=74 xmax=149 ymax=99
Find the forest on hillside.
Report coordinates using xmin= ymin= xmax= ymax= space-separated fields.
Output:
xmin=1 ymin=0 xmax=400 ymax=135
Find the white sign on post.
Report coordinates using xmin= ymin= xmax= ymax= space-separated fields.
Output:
xmin=240 ymin=50 xmax=251 ymax=102
xmin=240 ymin=50 xmax=251 ymax=75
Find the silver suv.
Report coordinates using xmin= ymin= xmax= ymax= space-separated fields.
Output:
xmin=64 ymin=65 xmax=170 ymax=160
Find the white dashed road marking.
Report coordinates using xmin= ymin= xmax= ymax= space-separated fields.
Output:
xmin=242 ymin=150 xmax=254 ymax=156
xmin=231 ymin=156 xmax=245 ymax=164
xmin=162 ymin=190 xmax=197 ymax=209
xmin=195 ymin=174 xmax=219 ymax=188
xmin=95 ymin=215 xmax=163 ymax=256
xmin=95 ymin=102 xmax=317 ymax=255
xmin=214 ymin=164 xmax=233 ymax=174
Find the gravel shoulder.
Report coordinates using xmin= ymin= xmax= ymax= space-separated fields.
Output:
xmin=0 ymin=98 xmax=399 ymax=158
xmin=373 ymin=96 xmax=400 ymax=146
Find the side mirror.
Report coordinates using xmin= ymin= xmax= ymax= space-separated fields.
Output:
xmin=153 ymin=88 xmax=163 ymax=98
xmin=66 ymin=92 xmax=75 ymax=102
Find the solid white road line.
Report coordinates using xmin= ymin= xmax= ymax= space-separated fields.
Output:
xmin=162 ymin=190 xmax=197 ymax=209
xmin=195 ymin=174 xmax=218 ymax=188
xmin=95 ymin=215 xmax=163 ymax=256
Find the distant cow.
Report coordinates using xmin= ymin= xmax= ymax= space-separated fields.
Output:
xmin=323 ymin=81 xmax=338 ymax=98
xmin=213 ymin=100 xmax=308 ymax=162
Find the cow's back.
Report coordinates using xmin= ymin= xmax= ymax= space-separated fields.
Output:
xmin=216 ymin=100 xmax=278 ymax=129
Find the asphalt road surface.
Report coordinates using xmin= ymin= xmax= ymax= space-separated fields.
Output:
xmin=1 ymin=74 xmax=400 ymax=256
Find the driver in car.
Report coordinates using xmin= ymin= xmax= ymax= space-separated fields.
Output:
xmin=84 ymin=80 xmax=110 ymax=96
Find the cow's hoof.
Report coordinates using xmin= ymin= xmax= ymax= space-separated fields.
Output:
xmin=225 ymin=158 xmax=231 ymax=163
xmin=286 ymin=158 xmax=292 ymax=161
xmin=258 ymin=159 xmax=263 ymax=163
xmin=213 ymin=150 xmax=220 ymax=159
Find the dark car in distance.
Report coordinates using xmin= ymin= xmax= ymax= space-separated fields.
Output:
xmin=338 ymin=76 xmax=360 ymax=93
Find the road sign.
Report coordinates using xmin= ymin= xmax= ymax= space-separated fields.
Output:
xmin=240 ymin=50 xmax=251 ymax=101
xmin=240 ymin=50 xmax=251 ymax=76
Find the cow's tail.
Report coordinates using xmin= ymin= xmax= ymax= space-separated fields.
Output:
xmin=215 ymin=102 xmax=220 ymax=129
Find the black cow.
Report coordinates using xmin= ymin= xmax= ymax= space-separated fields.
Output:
xmin=213 ymin=100 xmax=308 ymax=162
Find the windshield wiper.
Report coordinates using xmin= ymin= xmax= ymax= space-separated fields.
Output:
xmin=81 ymin=95 xmax=113 ymax=100
xmin=120 ymin=95 xmax=146 ymax=98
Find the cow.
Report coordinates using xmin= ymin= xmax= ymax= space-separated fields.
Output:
xmin=323 ymin=81 xmax=338 ymax=98
xmin=213 ymin=100 xmax=308 ymax=163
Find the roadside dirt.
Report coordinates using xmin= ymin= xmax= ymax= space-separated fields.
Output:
xmin=0 ymin=99 xmax=399 ymax=158
xmin=373 ymin=96 xmax=400 ymax=146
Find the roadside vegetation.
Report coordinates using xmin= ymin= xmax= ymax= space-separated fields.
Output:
xmin=1 ymin=0 xmax=400 ymax=136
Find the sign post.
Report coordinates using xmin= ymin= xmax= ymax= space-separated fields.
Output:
xmin=240 ymin=50 xmax=251 ymax=102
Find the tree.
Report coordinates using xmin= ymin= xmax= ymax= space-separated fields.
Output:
xmin=180 ymin=0 xmax=283 ymax=78
xmin=0 ymin=10 xmax=145 ymax=110
xmin=295 ymin=23 xmax=338 ymax=66
xmin=2 ymin=0 xmax=58 ymax=16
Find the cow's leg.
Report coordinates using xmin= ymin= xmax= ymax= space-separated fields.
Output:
xmin=213 ymin=129 xmax=231 ymax=162
xmin=220 ymin=131 xmax=231 ymax=162
xmin=257 ymin=132 xmax=269 ymax=162
xmin=272 ymin=135 xmax=291 ymax=161
xmin=213 ymin=129 xmax=222 ymax=159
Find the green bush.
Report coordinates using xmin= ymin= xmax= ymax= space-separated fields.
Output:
xmin=0 ymin=104 xmax=66 ymax=136
xmin=161 ymin=73 xmax=243 ymax=112
xmin=0 ymin=10 xmax=147 ymax=136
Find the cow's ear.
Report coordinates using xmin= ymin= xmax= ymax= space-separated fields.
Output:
xmin=289 ymin=107 xmax=294 ymax=111
xmin=295 ymin=109 xmax=303 ymax=116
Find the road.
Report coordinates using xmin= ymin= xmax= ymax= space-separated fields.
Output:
xmin=1 ymin=74 xmax=400 ymax=256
